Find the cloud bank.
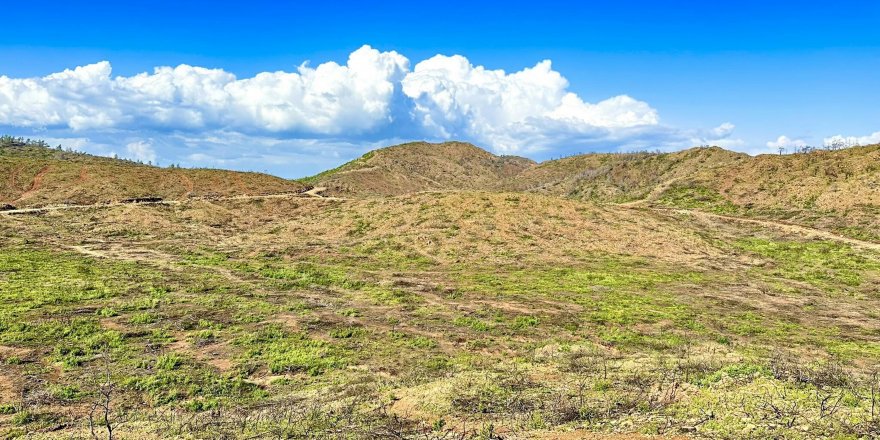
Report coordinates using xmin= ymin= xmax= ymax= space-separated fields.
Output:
xmin=823 ymin=131 xmax=880 ymax=148
xmin=0 ymin=47 xmax=409 ymax=134
xmin=0 ymin=45 xmax=739 ymax=176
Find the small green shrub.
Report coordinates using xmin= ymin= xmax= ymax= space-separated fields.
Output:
xmin=329 ymin=326 xmax=365 ymax=339
xmin=11 ymin=410 xmax=33 ymax=426
xmin=408 ymin=336 xmax=438 ymax=349
xmin=156 ymin=353 xmax=183 ymax=370
xmin=453 ymin=317 xmax=492 ymax=332
xmin=130 ymin=312 xmax=159 ymax=325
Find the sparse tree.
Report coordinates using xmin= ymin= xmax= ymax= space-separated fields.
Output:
xmin=829 ymin=139 xmax=846 ymax=151
xmin=87 ymin=349 xmax=125 ymax=440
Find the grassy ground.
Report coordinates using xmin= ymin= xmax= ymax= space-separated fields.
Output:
xmin=1 ymin=192 xmax=879 ymax=439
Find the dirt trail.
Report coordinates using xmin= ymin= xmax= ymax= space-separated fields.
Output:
xmin=67 ymin=242 xmax=263 ymax=291
xmin=660 ymin=207 xmax=880 ymax=252
xmin=0 ymin=189 xmax=345 ymax=216
xmin=68 ymin=243 xmax=181 ymax=264
xmin=0 ymin=200 xmax=177 ymax=215
xmin=13 ymin=165 xmax=51 ymax=203
xmin=614 ymin=176 xmax=880 ymax=252
xmin=303 ymin=186 xmax=340 ymax=199
xmin=618 ymin=176 xmax=683 ymax=207
xmin=69 ymin=245 xmax=110 ymax=259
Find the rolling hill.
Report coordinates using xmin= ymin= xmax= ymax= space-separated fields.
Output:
xmin=4 ymin=137 xmax=878 ymax=242
xmin=497 ymin=146 xmax=748 ymax=201
xmin=503 ymin=144 xmax=880 ymax=241
xmin=3 ymin=184 xmax=880 ymax=439
xmin=0 ymin=140 xmax=305 ymax=207
xmin=2 ymin=136 xmax=880 ymax=438
xmin=305 ymin=140 xmax=879 ymax=242
xmin=302 ymin=141 xmax=536 ymax=196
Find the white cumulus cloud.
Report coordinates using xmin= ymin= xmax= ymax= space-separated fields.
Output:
xmin=766 ymin=135 xmax=808 ymax=150
xmin=125 ymin=140 xmax=157 ymax=163
xmin=0 ymin=45 xmax=409 ymax=135
xmin=823 ymin=131 xmax=880 ymax=148
xmin=401 ymin=56 xmax=660 ymax=153
xmin=0 ymin=45 xmax=744 ymax=174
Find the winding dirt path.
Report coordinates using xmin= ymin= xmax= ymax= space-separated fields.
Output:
xmin=303 ymin=186 xmax=328 ymax=198
xmin=639 ymin=206 xmax=880 ymax=252
xmin=613 ymin=174 xmax=880 ymax=252
xmin=67 ymin=244 xmax=182 ymax=265
xmin=617 ymin=176 xmax=684 ymax=207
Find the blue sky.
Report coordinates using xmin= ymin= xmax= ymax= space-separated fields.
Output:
xmin=1 ymin=1 xmax=878 ymax=177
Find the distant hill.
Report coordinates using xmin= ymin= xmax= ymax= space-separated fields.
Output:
xmin=306 ymin=140 xmax=879 ymax=241
xmin=4 ymin=136 xmax=878 ymax=241
xmin=497 ymin=146 xmax=747 ymax=202
xmin=660 ymin=145 xmax=880 ymax=241
xmin=302 ymin=141 xmax=536 ymax=196
xmin=0 ymin=139 xmax=305 ymax=207
xmin=501 ymin=144 xmax=880 ymax=242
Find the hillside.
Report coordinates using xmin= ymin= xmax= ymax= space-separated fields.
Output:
xmin=2 ymin=139 xmax=880 ymax=438
xmin=4 ymin=137 xmax=877 ymax=243
xmin=2 ymin=136 xmax=880 ymax=439
xmin=3 ymin=189 xmax=880 ymax=438
xmin=504 ymin=144 xmax=880 ymax=242
xmin=0 ymin=140 xmax=305 ymax=207
xmin=498 ymin=146 xmax=748 ymax=201
xmin=697 ymin=145 xmax=880 ymax=211
xmin=304 ymin=141 xmax=880 ymax=242
xmin=304 ymin=141 xmax=536 ymax=196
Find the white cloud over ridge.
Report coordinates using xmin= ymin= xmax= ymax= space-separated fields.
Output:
xmin=125 ymin=140 xmax=157 ymax=163
xmin=766 ymin=135 xmax=808 ymax=150
xmin=0 ymin=45 xmax=741 ymax=175
xmin=400 ymin=56 xmax=662 ymax=153
xmin=823 ymin=131 xmax=880 ymax=148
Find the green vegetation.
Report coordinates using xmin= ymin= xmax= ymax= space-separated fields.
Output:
xmin=734 ymin=238 xmax=880 ymax=294
xmin=2 ymin=140 xmax=880 ymax=438
xmin=657 ymin=184 xmax=740 ymax=214
xmin=3 ymin=215 xmax=879 ymax=438
xmin=237 ymin=324 xmax=347 ymax=375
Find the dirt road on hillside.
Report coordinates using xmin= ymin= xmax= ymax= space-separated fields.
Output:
xmin=0 ymin=187 xmax=343 ymax=216
xmin=653 ymin=207 xmax=880 ymax=252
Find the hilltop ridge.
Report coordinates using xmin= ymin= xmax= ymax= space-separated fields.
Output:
xmin=496 ymin=146 xmax=749 ymax=201
xmin=302 ymin=141 xmax=536 ymax=196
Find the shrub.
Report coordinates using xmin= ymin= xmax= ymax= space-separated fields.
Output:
xmin=156 ymin=353 xmax=183 ymax=370
xmin=130 ymin=312 xmax=159 ymax=325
